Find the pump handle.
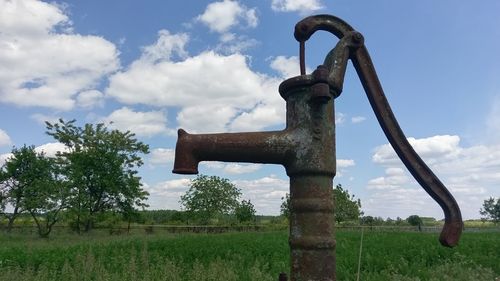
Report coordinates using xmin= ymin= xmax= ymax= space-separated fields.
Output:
xmin=295 ymin=15 xmax=463 ymax=247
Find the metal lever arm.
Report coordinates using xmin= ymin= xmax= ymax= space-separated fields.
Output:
xmin=295 ymin=15 xmax=463 ymax=247
xmin=351 ymin=45 xmax=463 ymax=247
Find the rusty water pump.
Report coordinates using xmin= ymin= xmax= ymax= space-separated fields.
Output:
xmin=172 ymin=14 xmax=463 ymax=281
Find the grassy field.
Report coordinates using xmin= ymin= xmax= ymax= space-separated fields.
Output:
xmin=0 ymin=230 xmax=498 ymax=281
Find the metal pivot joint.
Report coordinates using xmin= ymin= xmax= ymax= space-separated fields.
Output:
xmin=173 ymin=13 xmax=464 ymax=281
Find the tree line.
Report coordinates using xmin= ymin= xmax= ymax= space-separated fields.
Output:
xmin=2 ymin=119 xmax=498 ymax=237
xmin=0 ymin=119 xmax=149 ymax=237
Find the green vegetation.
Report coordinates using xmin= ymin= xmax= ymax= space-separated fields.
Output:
xmin=0 ymin=145 xmax=67 ymax=237
xmin=180 ymin=175 xmax=256 ymax=224
xmin=280 ymin=184 xmax=362 ymax=224
xmin=0 ymin=230 xmax=497 ymax=280
xmin=46 ymin=119 xmax=149 ymax=233
xmin=1 ymin=120 xmax=150 ymax=237
xmin=333 ymin=184 xmax=362 ymax=224
xmin=406 ymin=215 xmax=423 ymax=227
xmin=235 ymin=199 xmax=256 ymax=223
xmin=480 ymin=197 xmax=500 ymax=223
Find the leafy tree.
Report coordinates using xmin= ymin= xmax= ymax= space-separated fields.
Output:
xmin=180 ymin=175 xmax=241 ymax=224
xmin=385 ymin=217 xmax=394 ymax=225
xmin=23 ymin=153 xmax=69 ymax=238
xmin=0 ymin=171 xmax=9 ymax=215
xmin=406 ymin=215 xmax=423 ymax=227
xmin=0 ymin=145 xmax=68 ymax=236
xmin=0 ymin=145 xmax=39 ymax=231
xmin=360 ymin=215 xmax=375 ymax=226
xmin=480 ymin=197 xmax=500 ymax=223
xmin=235 ymin=199 xmax=256 ymax=223
xmin=280 ymin=184 xmax=362 ymax=224
xmin=46 ymin=119 xmax=149 ymax=232
xmin=280 ymin=193 xmax=290 ymax=219
xmin=395 ymin=216 xmax=405 ymax=225
xmin=333 ymin=184 xmax=362 ymax=224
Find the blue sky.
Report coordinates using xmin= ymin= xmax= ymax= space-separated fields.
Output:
xmin=1 ymin=0 xmax=499 ymax=219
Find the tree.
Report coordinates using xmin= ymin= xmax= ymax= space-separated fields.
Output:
xmin=406 ymin=215 xmax=423 ymax=228
xmin=0 ymin=184 xmax=6 ymax=216
xmin=280 ymin=193 xmax=290 ymax=219
xmin=0 ymin=145 xmax=68 ymax=237
xmin=22 ymin=153 xmax=69 ymax=238
xmin=46 ymin=119 xmax=149 ymax=232
xmin=480 ymin=197 xmax=500 ymax=223
xmin=180 ymin=175 xmax=241 ymax=224
xmin=333 ymin=184 xmax=362 ymax=224
xmin=360 ymin=215 xmax=375 ymax=226
xmin=235 ymin=199 xmax=256 ymax=223
xmin=280 ymin=184 xmax=362 ymax=223
xmin=0 ymin=145 xmax=39 ymax=231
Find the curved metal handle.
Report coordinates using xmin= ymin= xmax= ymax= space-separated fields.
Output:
xmin=295 ymin=14 xmax=354 ymax=75
xmin=351 ymin=45 xmax=463 ymax=247
xmin=295 ymin=15 xmax=463 ymax=247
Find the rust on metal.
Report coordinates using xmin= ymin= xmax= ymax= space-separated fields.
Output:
xmin=172 ymin=13 xmax=463 ymax=281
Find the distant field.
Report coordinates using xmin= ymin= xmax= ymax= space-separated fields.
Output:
xmin=0 ymin=230 xmax=498 ymax=281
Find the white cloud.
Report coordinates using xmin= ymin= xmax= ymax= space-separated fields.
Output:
xmin=337 ymin=159 xmax=355 ymax=168
xmin=223 ymin=163 xmax=262 ymax=174
xmin=366 ymin=134 xmax=500 ymax=219
xmin=216 ymin=34 xmax=259 ymax=54
xmin=336 ymin=159 xmax=355 ymax=178
xmin=220 ymin=33 xmax=236 ymax=43
xmin=176 ymin=104 xmax=239 ymax=133
xmin=362 ymin=187 xmax=439 ymax=219
xmin=145 ymin=178 xmax=192 ymax=210
xmin=0 ymin=0 xmax=119 ymax=110
xmin=149 ymin=148 xmax=175 ymax=166
xmin=0 ymin=152 xmax=12 ymax=166
xmin=106 ymin=30 xmax=286 ymax=133
xmin=335 ymin=112 xmax=346 ymax=125
xmin=228 ymin=103 xmax=284 ymax=132
xmin=271 ymin=0 xmax=323 ymax=15
xmin=140 ymin=30 xmax=189 ymax=62
xmin=270 ymin=56 xmax=302 ymax=79
xmin=108 ymin=49 xmax=272 ymax=107
xmin=244 ymin=8 xmax=258 ymax=28
xmin=372 ymin=135 xmax=461 ymax=165
xmin=197 ymin=0 xmax=258 ymax=33
xmin=233 ymin=175 xmax=289 ymax=214
xmin=351 ymin=116 xmax=366 ymax=124
xmin=147 ymin=178 xmax=191 ymax=196
xmin=201 ymin=162 xmax=225 ymax=170
xmin=201 ymin=162 xmax=262 ymax=175
xmin=102 ymin=107 xmax=174 ymax=138
xmin=35 ymin=142 xmax=68 ymax=157
xmin=367 ymin=168 xmax=409 ymax=190
xmin=0 ymin=142 xmax=67 ymax=166
xmin=30 ymin=113 xmax=61 ymax=125
xmin=0 ymin=129 xmax=12 ymax=147
xmin=76 ymin=90 xmax=104 ymax=109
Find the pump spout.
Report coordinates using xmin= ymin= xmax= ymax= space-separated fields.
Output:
xmin=172 ymin=128 xmax=293 ymax=174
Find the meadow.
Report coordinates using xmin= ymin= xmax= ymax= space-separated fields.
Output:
xmin=0 ymin=229 xmax=498 ymax=281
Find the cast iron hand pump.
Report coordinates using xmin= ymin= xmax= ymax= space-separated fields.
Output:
xmin=173 ymin=14 xmax=463 ymax=281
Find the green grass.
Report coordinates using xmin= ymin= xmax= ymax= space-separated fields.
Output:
xmin=0 ymin=230 xmax=498 ymax=280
